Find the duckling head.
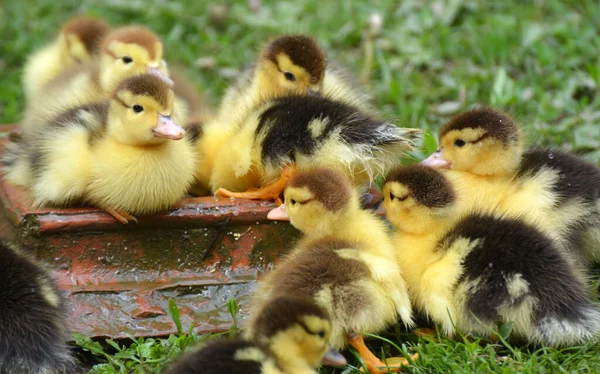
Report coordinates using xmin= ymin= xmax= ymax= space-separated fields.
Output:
xmin=108 ymin=74 xmax=185 ymax=145
xmin=422 ymin=108 xmax=523 ymax=177
xmin=256 ymin=34 xmax=326 ymax=99
xmin=100 ymin=26 xmax=172 ymax=94
xmin=268 ymin=168 xmax=358 ymax=236
xmin=383 ymin=165 xmax=456 ymax=235
xmin=251 ymin=294 xmax=346 ymax=369
xmin=58 ymin=16 xmax=110 ymax=65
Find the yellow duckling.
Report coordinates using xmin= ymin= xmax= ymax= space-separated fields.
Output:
xmin=165 ymin=294 xmax=346 ymax=374
xmin=261 ymin=168 xmax=415 ymax=374
xmin=22 ymin=25 xmax=173 ymax=136
xmin=218 ymin=34 xmax=374 ymax=125
xmin=4 ymin=74 xmax=195 ymax=224
xmin=0 ymin=241 xmax=74 ymax=373
xmin=383 ymin=164 xmax=600 ymax=346
xmin=210 ymin=95 xmax=420 ymax=204
xmin=190 ymin=34 xmax=376 ymax=196
xmin=422 ymin=108 xmax=600 ymax=266
xmin=23 ymin=16 xmax=111 ymax=103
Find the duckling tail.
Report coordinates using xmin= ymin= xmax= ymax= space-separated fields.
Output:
xmin=535 ymin=301 xmax=600 ymax=347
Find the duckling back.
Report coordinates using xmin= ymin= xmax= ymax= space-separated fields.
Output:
xmin=0 ymin=242 xmax=73 ymax=373
xmin=442 ymin=213 xmax=600 ymax=346
xmin=505 ymin=147 xmax=600 ymax=265
xmin=253 ymin=238 xmax=401 ymax=349
xmin=210 ymin=95 xmax=420 ymax=192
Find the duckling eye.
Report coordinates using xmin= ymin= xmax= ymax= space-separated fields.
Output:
xmin=290 ymin=199 xmax=297 ymax=205
xmin=122 ymin=56 xmax=133 ymax=64
xmin=317 ymin=330 xmax=325 ymax=338
xmin=284 ymin=72 xmax=296 ymax=82
xmin=389 ymin=192 xmax=396 ymax=201
xmin=132 ymin=105 xmax=144 ymax=113
xmin=454 ymin=139 xmax=466 ymax=148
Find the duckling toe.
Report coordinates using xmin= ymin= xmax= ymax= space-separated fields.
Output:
xmin=215 ymin=164 xmax=296 ymax=205
xmin=104 ymin=207 xmax=138 ymax=224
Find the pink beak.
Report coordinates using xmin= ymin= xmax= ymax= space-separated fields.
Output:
xmin=421 ymin=149 xmax=450 ymax=169
xmin=147 ymin=66 xmax=174 ymax=86
xmin=153 ymin=114 xmax=185 ymax=140
xmin=267 ymin=204 xmax=289 ymax=221
xmin=373 ymin=203 xmax=386 ymax=216
xmin=320 ymin=346 xmax=347 ymax=367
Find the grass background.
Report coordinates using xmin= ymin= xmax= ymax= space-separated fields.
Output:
xmin=1 ymin=0 xmax=600 ymax=372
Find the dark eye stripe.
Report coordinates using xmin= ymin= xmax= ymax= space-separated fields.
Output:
xmin=297 ymin=321 xmax=324 ymax=337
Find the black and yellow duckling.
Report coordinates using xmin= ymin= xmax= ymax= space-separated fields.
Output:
xmin=422 ymin=108 xmax=600 ymax=266
xmin=210 ymin=95 xmax=420 ymax=204
xmin=0 ymin=241 xmax=74 ymax=373
xmin=383 ymin=164 xmax=600 ymax=346
xmin=3 ymin=74 xmax=195 ymax=224
xmin=23 ymin=16 xmax=111 ymax=103
xmin=22 ymin=25 xmax=173 ymax=136
xmin=263 ymin=168 xmax=415 ymax=373
xmin=191 ymin=34 xmax=377 ymax=196
xmin=165 ymin=294 xmax=346 ymax=374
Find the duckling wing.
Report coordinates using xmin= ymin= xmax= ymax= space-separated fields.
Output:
xmin=255 ymin=95 xmax=421 ymax=183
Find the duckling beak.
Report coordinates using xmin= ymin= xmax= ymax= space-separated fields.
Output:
xmin=153 ymin=114 xmax=185 ymax=140
xmin=266 ymin=204 xmax=289 ymax=221
xmin=421 ymin=149 xmax=450 ymax=169
xmin=321 ymin=345 xmax=347 ymax=367
xmin=147 ymin=66 xmax=174 ymax=86
xmin=373 ymin=202 xmax=386 ymax=216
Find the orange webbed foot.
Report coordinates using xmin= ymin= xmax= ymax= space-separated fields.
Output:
xmin=215 ymin=164 xmax=296 ymax=206
xmin=104 ymin=207 xmax=138 ymax=224
xmin=349 ymin=333 xmax=417 ymax=373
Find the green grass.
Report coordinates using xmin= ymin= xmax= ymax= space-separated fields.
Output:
xmin=2 ymin=0 xmax=600 ymax=372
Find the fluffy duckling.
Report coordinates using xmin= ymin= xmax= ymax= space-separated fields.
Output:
xmin=422 ymin=108 xmax=600 ymax=266
xmin=22 ymin=25 xmax=173 ymax=135
xmin=192 ymin=35 xmax=377 ymax=197
xmin=23 ymin=16 xmax=111 ymax=103
xmin=165 ymin=294 xmax=346 ymax=374
xmin=218 ymin=34 xmax=374 ymax=125
xmin=4 ymin=74 xmax=196 ymax=224
xmin=210 ymin=95 xmax=421 ymax=204
xmin=262 ymin=168 xmax=414 ymax=373
xmin=0 ymin=241 xmax=74 ymax=373
xmin=383 ymin=165 xmax=600 ymax=346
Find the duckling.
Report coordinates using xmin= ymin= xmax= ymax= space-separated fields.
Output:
xmin=383 ymin=165 xmax=600 ymax=346
xmin=211 ymin=95 xmax=421 ymax=204
xmin=422 ymin=108 xmax=600 ymax=266
xmin=22 ymin=25 xmax=173 ymax=136
xmin=218 ymin=34 xmax=375 ymax=127
xmin=0 ymin=241 xmax=74 ymax=373
xmin=165 ymin=294 xmax=346 ymax=374
xmin=3 ymin=74 xmax=196 ymax=224
xmin=23 ymin=16 xmax=110 ymax=103
xmin=261 ymin=168 xmax=415 ymax=373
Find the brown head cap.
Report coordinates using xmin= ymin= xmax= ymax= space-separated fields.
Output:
xmin=439 ymin=108 xmax=519 ymax=145
xmin=114 ymin=74 xmax=171 ymax=107
xmin=289 ymin=168 xmax=352 ymax=212
xmin=61 ymin=16 xmax=110 ymax=54
xmin=386 ymin=165 xmax=455 ymax=208
xmin=102 ymin=26 xmax=162 ymax=60
xmin=262 ymin=35 xmax=326 ymax=84
xmin=251 ymin=294 xmax=329 ymax=338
